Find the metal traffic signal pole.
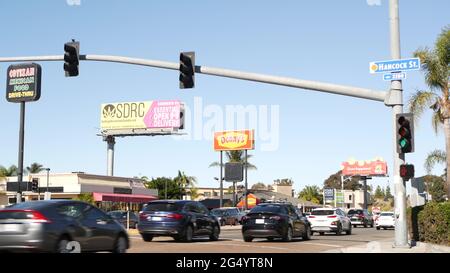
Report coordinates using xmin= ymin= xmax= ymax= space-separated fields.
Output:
xmin=389 ymin=0 xmax=409 ymax=248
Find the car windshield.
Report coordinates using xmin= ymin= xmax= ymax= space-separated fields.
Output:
xmin=250 ymin=205 xmax=282 ymax=214
xmin=143 ymin=202 xmax=182 ymax=212
xmin=211 ymin=210 xmax=225 ymax=216
xmin=311 ymin=210 xmax=334 ymax=216
xmin=348 ymin=210 xmax=363 ymax=215
xmin=380 ymin=212 xmax=394 ymax=217
xmin=108 ymin=211 xmax=124 ymax=218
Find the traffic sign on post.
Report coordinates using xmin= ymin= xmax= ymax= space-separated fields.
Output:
xmin=369 ymin=58 xmax=420 ymax=74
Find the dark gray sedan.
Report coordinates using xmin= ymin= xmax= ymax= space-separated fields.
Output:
xmin=0 ymin=200 xmax=129 ymax=253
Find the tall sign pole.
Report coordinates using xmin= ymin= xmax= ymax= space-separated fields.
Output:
xmin=389 ymin=0 xmax=409 ymax=248
xmin=244 ymin=149 xmax=248 ymax=211
xmin=6 ymin=63 xmax=42 ymax=204
xmin=219 ymin=151 xmax=223 ymax=208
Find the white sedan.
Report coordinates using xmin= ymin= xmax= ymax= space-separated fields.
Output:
xmin=375 ymin=212 xmax=395 ymax=230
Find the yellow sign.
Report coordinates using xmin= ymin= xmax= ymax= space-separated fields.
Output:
xmin=214 ymin=130 xmax=255 ymax=151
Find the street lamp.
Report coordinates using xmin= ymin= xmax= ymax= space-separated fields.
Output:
xmin=45 ymin=168 xmax=50 ymax=194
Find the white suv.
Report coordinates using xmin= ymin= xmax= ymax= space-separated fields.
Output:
xmin=307 ymin=208 xmax=352 ymax=235
xmin=375 ymin=211 xmax=395 ymax=230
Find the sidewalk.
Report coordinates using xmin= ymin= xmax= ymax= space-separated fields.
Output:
xmin=322 ymin=239 xmax=450 ymax=253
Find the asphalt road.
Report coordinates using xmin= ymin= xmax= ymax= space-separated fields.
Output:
xmin=127 ymin=226 xmax=395 ymax=253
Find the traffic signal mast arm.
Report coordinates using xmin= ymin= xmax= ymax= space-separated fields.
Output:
xmin=0 ymin=54 xmax=387 ymax=103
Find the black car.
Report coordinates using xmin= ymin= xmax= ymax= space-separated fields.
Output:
xmin=0 ymin=200 xmax=129 ymax=253
xmin=241 ymin=203 xmax=312 ymax=242
xmin=138 ymin=200 xmax=220 ymax=242
xmin=347 ymin=209 xmax=374 ymax=228
xmin=107 ymin=210 xmax=139 ymax=229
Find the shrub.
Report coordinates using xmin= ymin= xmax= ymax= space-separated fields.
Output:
xmin=417 ymin=202 xmax=450 ymax=246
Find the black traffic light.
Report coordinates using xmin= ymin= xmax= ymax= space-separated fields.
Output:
xmin=400 ymin=164 xmax=414 ymax=180
xmin=179 ymin=51 xmax=195 ymax=89
xmin=396 ymin=113 xmax=414 ymax=153
xmin=64 ymin=40 xmax=80 ymax=77
xmin=31 ymin=178 xmax=39 ymax=192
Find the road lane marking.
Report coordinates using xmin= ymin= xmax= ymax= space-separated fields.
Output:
xmin=301 ymin=242 xmax=343 ymax=248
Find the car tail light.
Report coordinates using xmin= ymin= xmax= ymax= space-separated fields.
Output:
xmin=331 ymin=221 xmax=338 ymax=226
xmin=327 ymin=215 xmax=337 ymax=218
xmin=269 ymin=216 xmax=281 ymax=221
xmin=1 ymin=210 xmax=51 ymax=223
xmin=166 ymin=213 xmax=184 ymax=220
xmin=139 ymin=212 xmax=148 ymax=220
xmin=358 ymin=214 xmax=364 ymax=219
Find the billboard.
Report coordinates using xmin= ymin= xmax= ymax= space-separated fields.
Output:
xmin=213 ymin=130 xmax=255 ymax=151
xmin=341 ymin=158 xmax=388 ymax=176
xmin=6 ymin=63 xmax=41 ymax=102
xmin=101 ymin=100 xmax=181 ymax=130
xmin=324 ymin=188 xmax=334 ymax=203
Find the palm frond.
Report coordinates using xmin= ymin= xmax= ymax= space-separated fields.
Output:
xmin=209 ymin=162 xmax=220 ymax=168
xmin=424 ymin=149 xmax=446 ymax=174
xmin=414 ymin=48 xmax=447 ymax=91
xmin=431 ymin=110 xmax=445 ymax=134
xmin=435 ymin=25 xmax=450 ymax=69
xmin=407 ymin=90 xmax=437 ymax=123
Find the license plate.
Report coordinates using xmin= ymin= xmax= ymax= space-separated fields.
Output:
xmin=0 ymin=224 xmax=22 ymax=233
xmin=255 ymin=219 xmax=265 ymax=224
xmin=151 ymin=217 xmax=162 ymax=221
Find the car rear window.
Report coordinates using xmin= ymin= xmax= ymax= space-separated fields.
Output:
xmin=250 ymin=205 xmax=283 ymax=214
xmin=143 ymin=202 xmax=182 ymax=212
xmin=211 ymin=210 xmax=225 ymax=216
xmin=348 ymin=210 xmax=363 ymax=215
xmin=311 ymin=210 xmax=334 ymax=216
xmin=380 ymin=212 xmax=394 ymax=217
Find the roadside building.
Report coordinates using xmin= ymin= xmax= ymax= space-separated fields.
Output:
xmin=0 ymin=172 xmax=158 ymax=211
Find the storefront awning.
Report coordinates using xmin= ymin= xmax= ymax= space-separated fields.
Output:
xmin=93 ymin=192 xmax=157 ymax=203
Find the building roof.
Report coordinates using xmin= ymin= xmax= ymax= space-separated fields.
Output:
xmin=249 ymin=190 xmax=299 ymax=206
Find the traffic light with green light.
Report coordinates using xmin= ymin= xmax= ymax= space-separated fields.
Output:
xmin=396 ymin=113 xmax=414 ymax=153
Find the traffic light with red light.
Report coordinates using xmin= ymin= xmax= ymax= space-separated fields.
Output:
xmin=396 ymin=113 xmax=414 ymax=153
xmin=400 ymin=164 xmax=414 ymax=180
xmin=179 ymin=51 xmax=195 ymax=89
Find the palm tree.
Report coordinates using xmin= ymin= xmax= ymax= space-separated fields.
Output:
xmin=174 ymin=170 xmax=197 ymax=200
xmin=0 ymin=165 xmax=18 ymax=177
xmin=424 ymin=149 xmax=447 ymax=175
xmin=209 ymin=150 xmax=257 ymax=170
xmin=298 ymin=185 xmax=322 ymax=204
xmin=408 ymin=26 xmax=450 ymax=197
xmin=26 ymin=162 xmax=45 ymax=174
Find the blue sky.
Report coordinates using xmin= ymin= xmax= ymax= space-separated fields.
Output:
xmin=0 ymin=0 xmax=448 ymax=194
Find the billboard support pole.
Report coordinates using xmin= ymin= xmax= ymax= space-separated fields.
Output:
xmin=244 ymin=149 xmax=248 ymax=211
xmin=16 ymin=101 xmax=26 ymax=204
xmin=219 ymin=151 xmax=223 ymax=208
xmin=105 ymin=135 xmax=115 ymax=176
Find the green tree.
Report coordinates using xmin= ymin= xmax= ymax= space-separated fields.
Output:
xmin=26 ymin=162 xmax=45 ymax=174
xmin=144 ymin=177 xmax=181 ymax=200
xmin=209 ymin=150 xmax=257 ymax=170
xmin=298 ymin=185 xmax=322 ymax=204
xmin=0 ymin=165 xmax=18 ymax=177
xmin=74 ymin=193 xmax=95 ymax=205
xmin=251 ymin=182 xmax=267 ymax=190
xmin=423 ymin=175 xmax=447 ymax=202
xmin=174 ymin=170 xmax=197 ymax=199
xmin=408 ymin=26 xmax=450 ymax=198
xmin=424 ymin=149 xmax=447 ymax=177
xmin=323 ymin=170 xmax=361 ymax=190
xmin=385 ymin=186 xmax=393 ymax=199
xmin=374 ymin=185 xmax=384 ymax=199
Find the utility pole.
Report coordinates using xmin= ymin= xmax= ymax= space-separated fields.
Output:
xmin=105 ymin=135 xmax=115 ymax=176
xmin=389 ymin=0 xmax=409 ymax=248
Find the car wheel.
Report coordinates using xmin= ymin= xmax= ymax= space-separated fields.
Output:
xmin=363 ymin=221 xmax=368 ymax=228
xmin=346 ymin=224 xmax=352 ymax=235
xmin=376 ymin=227 xmax=380 ymax=230
xmin=209 ymin=225 xmax=220 ymax=241
xmin=319 ymin=232 xmax=325 ymax=236
xmin=283 ymin=226 xmax=293 ymax=242
xmin=335 ymin=224 xmax=342 ymax=236
xmin=244 ymin=236 xmax=253 ymax=242
xmin=142 ymin=234 xmax=153 ymax=242
xmin=113 ymin=235 xmax=127 ymax=253
xmin=302 ymin=225 xmax=312 ymax=240
xmin=370 ymin=222 xmax=374 ymax=228
xmin=353 ymin=225 xmax=356 ymax=228
xmin=182 ymin=225 xmax=193 ymax=242
xmin=220 ymin=220 xmax=225 ymax=226
xmin=55 ymin=236 xmax=71 ymax=253
xmin=383 ymin=227 xmax=387 ymax=230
